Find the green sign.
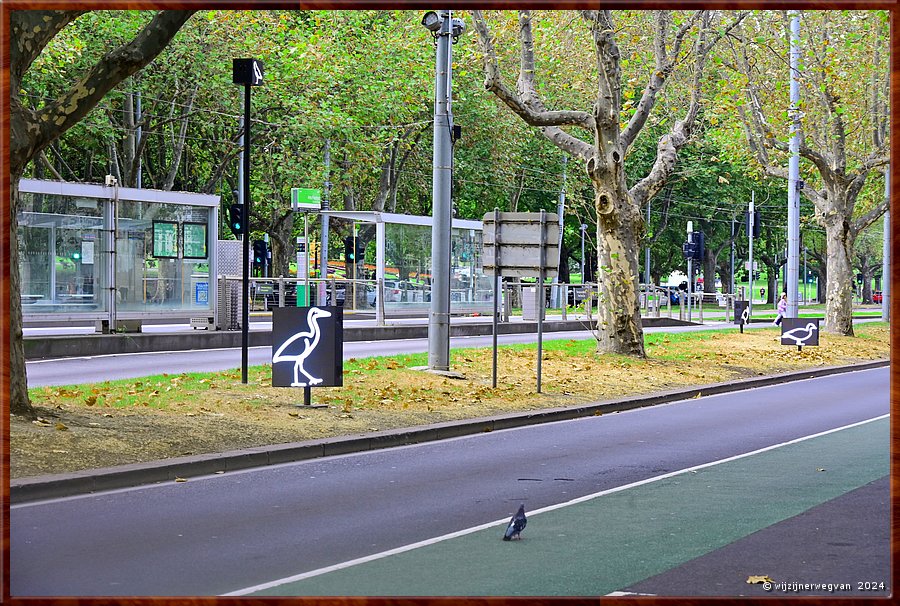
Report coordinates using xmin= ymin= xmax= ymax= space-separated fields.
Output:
xmin=152 ymin=221 xmax=178 ymax=258
xmin=183 ymin=222 xmax=208 ymax=259
xmin=291 ymin=188 xmax=321 ymax=210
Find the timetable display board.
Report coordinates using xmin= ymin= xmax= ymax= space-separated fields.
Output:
xmin=152 ymin=221 xmax=178 ymax=258
xmin=183 ymin=222 xmax=208 ymax=259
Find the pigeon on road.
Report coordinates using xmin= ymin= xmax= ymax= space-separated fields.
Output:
xmin=502 ymin=504 xmax=527 ymax=541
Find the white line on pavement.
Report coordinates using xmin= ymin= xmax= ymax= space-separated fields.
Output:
xmin=222 ymin=413 xmax=889 ymax=596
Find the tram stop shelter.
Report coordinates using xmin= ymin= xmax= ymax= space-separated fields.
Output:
xmin=321 ymin=210 xmax=493 ymax=322
xmin=17 ymin=178 xmax=219 ymax=332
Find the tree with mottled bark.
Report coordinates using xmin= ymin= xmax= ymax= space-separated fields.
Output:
xmin=473 ymin=10 xmax=745 ymax=356
xmin=9 ymin=10 xmax=195 ymax=418
xmin=731 ymin=11 xmax=888 ymax=335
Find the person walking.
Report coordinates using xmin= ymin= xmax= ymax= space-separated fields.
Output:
xmin=773 ymin=291 xmax=787 ymax=326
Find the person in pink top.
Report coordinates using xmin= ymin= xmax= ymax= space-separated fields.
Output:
xmin=773 ymin=291 xmax=787 ymax=326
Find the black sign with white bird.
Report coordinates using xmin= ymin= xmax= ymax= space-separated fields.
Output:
xmin=780 ymin=317 xmax=820 ymax=348
xmin=502 ymin=504 xmax=527 ymax=541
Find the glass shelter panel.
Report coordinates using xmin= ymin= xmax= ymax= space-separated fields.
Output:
xmin=18 ymin=180 xmax=218 ymax=325
xmin=380 ymin=222 xmax=491 ymax=313
xmin=116 ymin=200 xmax=212 ymax=313
xmin=18 ymin=192 xmax=107 ymax=313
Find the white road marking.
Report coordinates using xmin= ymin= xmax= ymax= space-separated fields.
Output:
xmin=222 ymin=413 xmax=889 ymax=596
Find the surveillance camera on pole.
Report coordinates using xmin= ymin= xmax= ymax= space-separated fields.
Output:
xmin=422 ymin=10 xmax=466 ymax=372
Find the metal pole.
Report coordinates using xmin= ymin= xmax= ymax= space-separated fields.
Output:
xmin=304 ymin=212 xmax=310 ymax=306
xmin=241 ymin=86 xmax=251 ymax=384
xmin=748 ymin=192 xmax=755 ymax=318
xmin=319 ymin=139 xmax=331 ymax=305
xmin=687 ymin=221 xmax=693 ymax=322
xmin=537 ymin=209 xmax=547 ymax=393
xmin=580 ymin=224 xmax=586 ymax=283
xmin=551 ymin=156 xmax=567 ymax=308
xmin=803 ymin=246 xmax=808 ymax=305
xmin=786 ymin=11 xmax=801 ymax=318
xmin=428 ymin=10 xmax=453 ymax=371
xmin=135 ymin=90 xmax=142 ymax=189
xmin=730 ymin=218 xmax=735 ymax=297
xmin=492 ymin=207 xmax=499 ymax=388
xmin=644 ymin=198 xmax=651 ymax=287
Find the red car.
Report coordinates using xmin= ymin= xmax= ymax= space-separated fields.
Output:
xmin=873 ymin=291 xmax=883 ymax=304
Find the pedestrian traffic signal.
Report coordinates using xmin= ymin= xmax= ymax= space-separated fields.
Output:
xmin=228 ymin=204 xmax=245 ymax=237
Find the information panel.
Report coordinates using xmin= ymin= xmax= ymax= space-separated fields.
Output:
xmin=183 ymin=222 xmax=208 ymax=259
xmin=152 ymin=221 xmax=178 ymax=258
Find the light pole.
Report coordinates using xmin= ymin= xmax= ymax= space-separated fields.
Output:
xmin=232 ymin=58 xmax=263 ymax=384
xmin=422 ymin=10 xmax=465 ymax=371
xmin=786 ymin=11 xmax=801 ymax=317
xmin=580 ymin=224 xmax=587 ymax=282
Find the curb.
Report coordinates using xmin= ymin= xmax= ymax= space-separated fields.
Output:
xmin=11 ymin=359 xmax=889 ymax=504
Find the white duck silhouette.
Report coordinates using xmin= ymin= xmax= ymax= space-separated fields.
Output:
xmin=782 ymin=322 xmax=818 ymax=346
xmin=273 ymin=307 xmax=333 ymax=386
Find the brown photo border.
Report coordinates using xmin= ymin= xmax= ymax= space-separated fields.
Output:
xmin=1 ymin=1 xmax=897 ymax=605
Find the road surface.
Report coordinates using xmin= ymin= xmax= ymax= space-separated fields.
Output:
xmin=10 ymin=367 xmax=889 ymax=597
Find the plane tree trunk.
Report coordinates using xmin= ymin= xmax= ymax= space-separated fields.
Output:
xmin=8 ymin=10 xmax=195 ymax=418
xmin=474 ymin=9 xmax=744 ymax=356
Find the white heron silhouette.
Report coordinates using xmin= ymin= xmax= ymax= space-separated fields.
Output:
xmin=273 ymin=307 xmax=333 ymax=386
xmin=782 ymin=322 xmax=818 ymax=346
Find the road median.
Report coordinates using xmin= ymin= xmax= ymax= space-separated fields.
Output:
xmin=11 ymin=359 xmax=888 ymax=504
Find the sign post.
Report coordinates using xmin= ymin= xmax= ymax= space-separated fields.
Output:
xmin=482 ymin=211 xmax=559 ymax=393
xmin=292 ymin=188 xmax=321 ymax=307
xmin=233 ymin=58 xmax=264 ymax=384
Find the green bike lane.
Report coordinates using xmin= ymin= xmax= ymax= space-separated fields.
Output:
xmin=237 ymin=415 xmax=888 ymax=597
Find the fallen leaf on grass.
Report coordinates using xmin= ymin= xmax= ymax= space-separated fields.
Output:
xmin=32 ymin=418 xmax=52 ymax=427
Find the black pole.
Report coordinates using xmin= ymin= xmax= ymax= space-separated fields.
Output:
xmin=241 ymin=83 xmax=251 ymax=384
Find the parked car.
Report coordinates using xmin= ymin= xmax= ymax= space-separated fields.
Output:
xmin=873 ymin=291 xmax=883 ymax=304
xmin=331 ymin=284 xmax=376 ymax=307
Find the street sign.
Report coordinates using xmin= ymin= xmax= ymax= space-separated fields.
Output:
xmin=272 ymin=306 xmax=343 ymax=388
xmin=481 ymin=212 xmax=559 ymax=278
xmin=734 ymin=300 xmax=749 ymax=325
xmin=232 ymin=58 xmax=264 ymax=86
xmin=291 ymin=188 xmax=322 ymax=211
xmin=781 ymin=317 xmax=820 ymax=348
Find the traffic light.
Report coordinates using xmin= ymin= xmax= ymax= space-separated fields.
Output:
xmin=745 ymin=210 xmax=761 ymax=239
xmin=343 ymin=236 xmax=354 ymax=265
xmin=252 ymin=240 xmax=268 ymax=276
xmin=691 ymin=230 xmax=705 ymax=261
xmin=228 ymin=204 xmax=245 ymax=237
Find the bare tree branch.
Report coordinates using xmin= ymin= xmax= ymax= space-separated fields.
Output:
xmin=472 ymin=9 xmax=595 ymax=161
